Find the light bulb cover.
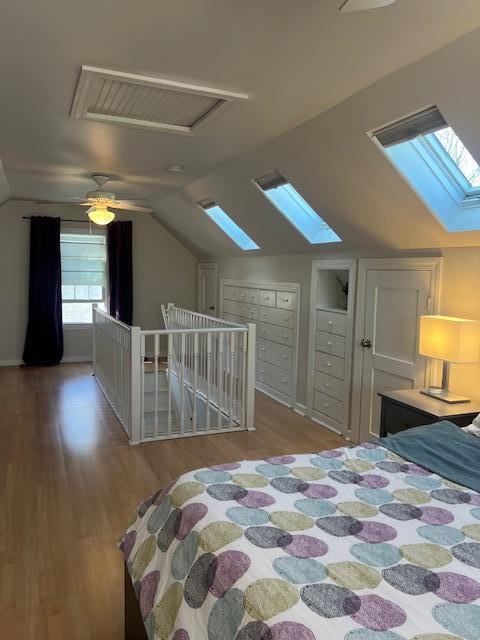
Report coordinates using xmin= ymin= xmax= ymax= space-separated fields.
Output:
xmin=87 ymin=204 xmax=115 ymax=225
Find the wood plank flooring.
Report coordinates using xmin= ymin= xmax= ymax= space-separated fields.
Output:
xmin=0 ymin=363 xmax=344 ymax=640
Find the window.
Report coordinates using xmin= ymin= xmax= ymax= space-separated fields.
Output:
xmin=372 ymin=106 xmax=480 ymax=231
xmin=255 ymin=171 xmax=341 ymax=244
xmin=60 ymin=233 xmax=107 ymax=323
xmin=198 ymin=200 xmax=260 ymax=250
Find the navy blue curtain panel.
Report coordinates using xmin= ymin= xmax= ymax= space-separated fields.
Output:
xmin=107 ymin=220 xmax=133 ymax=325
xmin=22 ymin=216 xmax=63 ymax=366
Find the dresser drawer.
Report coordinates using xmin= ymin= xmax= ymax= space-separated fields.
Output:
xmin=314 ymin=391 xmax=345 ymax=423
xmin=257 ymin=361 xmax=292 ymax=396
xmin=222 ymin=313 xmax=246 ymax=326
xmin=258 ymin=323 xmax=293 ymax=347
xmin=315 ymin=330 xmax=345 ymax=358
xmin=258 ymin=339 xmax=293 ymax=371
xmin=236 ymin=303 xmax=258 ymax=321
xmin=258 ymin=306 xmax=295 ymax=328
xmin=236 ymin=287 xmax=258 ymax=304
xmin=276 ymin=291 xmax=297 ymax=311
xmin=223 ymin=300 xmax=239 ymax=315
xmin=313 ymin=371 xmax=345 ymax=402
xmin=316 ymin=309 xmax=347 ymax=336
xmin=259 ymin=290 xmax=276 ymax=307
xmin=314 ymin=352 xmax=345 ymax=380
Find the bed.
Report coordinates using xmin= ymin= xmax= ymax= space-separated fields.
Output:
xmin=120 ymin=421 xmax=480 ymax=640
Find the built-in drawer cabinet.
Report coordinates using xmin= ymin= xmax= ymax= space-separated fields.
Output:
xmin=257 ymin=361 xmax=292 ymax=396
xmin=314 ymin=391 xmax=345 ymax=423
xmin=258 ymin=306 xmax=295 ymax=328
xmin=316 ymin=309 xmax=347 ymax=336
xmin=222 ymin=279 xmax=300 ymax=407
xmin=315 ymin=330 xmax=345 ymax=358
xmin=259 ymin=290 xmax=276 ymax=307
xmin=258 ymin=339 xmax=293 ymax=371
xmin=314 ymin=352 xmax=345 ymax=380
xmin=258 ymin=323 xmax=293 ymax=347
xmin=314 ymin=371 xmax=345 ymax=402
xmin=276 ymin=291 xmax=297 ymax=311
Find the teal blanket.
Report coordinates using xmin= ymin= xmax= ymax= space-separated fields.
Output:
xmin=378 ymin=420 xmax=480 ymax=492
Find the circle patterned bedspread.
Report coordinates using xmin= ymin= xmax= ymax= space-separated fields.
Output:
xmin=120 ymin=442 xmax=480 ymax=640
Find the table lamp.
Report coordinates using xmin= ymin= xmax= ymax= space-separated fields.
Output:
xmin=419 ymin=315 xmax=480 ymax=403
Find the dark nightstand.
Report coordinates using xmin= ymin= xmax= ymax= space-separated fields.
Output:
xmin=379 ymin=389 xmax=480 ymax=437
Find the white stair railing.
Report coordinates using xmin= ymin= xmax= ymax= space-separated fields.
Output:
xmin=92 ymin=304 xmax=255 ymax=444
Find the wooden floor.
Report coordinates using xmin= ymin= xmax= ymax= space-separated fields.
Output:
xmin=0 ymin=363 xmax=344 ymax=640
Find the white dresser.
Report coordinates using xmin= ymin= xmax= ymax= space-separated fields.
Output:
xmin=220 ymin=279 xmax=300 ymax=408
xmin=307 ymin=260 xmax=356 ymax=436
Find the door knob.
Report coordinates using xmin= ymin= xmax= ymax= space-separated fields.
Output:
xmin=361 ymin=338 xmax=372 ymax=348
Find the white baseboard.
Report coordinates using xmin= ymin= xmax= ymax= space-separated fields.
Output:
xmin=0 ymin=359 xmax=22 ymax=367
xmin=61 ymin=355 xmax=93 ymax=363
xmin=294 ymin=402 xmax=306 ymax=416
xmin=0 ymin=356 xmax=92 ymax=366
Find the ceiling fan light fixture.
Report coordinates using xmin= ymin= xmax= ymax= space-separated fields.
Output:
xmin=87 ymin=203 xmax=115 ymax=225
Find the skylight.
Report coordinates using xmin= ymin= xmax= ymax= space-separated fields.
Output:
xmin=255 ymin=171 xmax=341 ymax=244
xmin=199 ymin=200 xmax=259 ymax=250
xmin=372 ymin=106 xmax=480 ymax=232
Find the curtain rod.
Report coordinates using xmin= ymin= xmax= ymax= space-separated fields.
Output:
xmin=22 ymin=216 xmax=88 ymax=223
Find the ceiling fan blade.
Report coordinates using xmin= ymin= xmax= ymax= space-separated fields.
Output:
xmin=339 ymin=0 xmax=396 ymax=12
xmin=111 ymin=202 xmax=153 ymax=213
xmin=27 ymin=199 xmax=90 ymax=206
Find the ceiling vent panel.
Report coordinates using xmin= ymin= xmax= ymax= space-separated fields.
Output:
xmin=71 ymin=66 xmax=249 ymax=135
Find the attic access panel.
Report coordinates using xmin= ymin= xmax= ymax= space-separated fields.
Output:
xmin=71 ymin=66 xmax=249 ymax=135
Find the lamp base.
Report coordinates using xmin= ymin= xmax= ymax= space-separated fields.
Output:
xmin=420 ymin=387 xmax=471 ymax=404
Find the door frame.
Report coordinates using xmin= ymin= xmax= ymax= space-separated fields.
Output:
xmin=197 ymin=262 xmax=218 ymax=314
xmin=350 ymin=257 xmax=443 ymax=443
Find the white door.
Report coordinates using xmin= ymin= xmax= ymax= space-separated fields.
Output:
xmin=356 ymin=262 xmax=439 ymax=442
xmin=197 ymin=263 xmax=217 ymax=315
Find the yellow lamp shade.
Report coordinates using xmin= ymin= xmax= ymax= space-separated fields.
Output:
xmin=87 ymin=204 xmax=115 ymax=226
xmin=419 ymin=315 xmax=480 ymax=363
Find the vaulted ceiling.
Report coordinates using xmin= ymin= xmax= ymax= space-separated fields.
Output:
xmin=2 ymin=1 xmax=480 ymax=256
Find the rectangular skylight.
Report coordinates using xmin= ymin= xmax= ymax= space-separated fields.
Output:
xmin=255 ymin=171 xmax=341 ymax=244
xmin=199 ymin=200 xmax=259 ymax=250
xmin=371 ymin=106 xmax=480 ymax=232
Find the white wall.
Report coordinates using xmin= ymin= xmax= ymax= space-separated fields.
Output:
xmin=0 ymin=200 xmax=197 ymax=365
xmin=215 ymin=246 xmax=480 ymax=407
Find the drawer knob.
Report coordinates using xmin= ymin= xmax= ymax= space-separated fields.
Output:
xmin=282 ymin=379 xmax=287 ymax=384
xmin=242 ymin=293 xmax=246 ymax=297
xmin=328 ymin=320 xmax=333 ymax=326
xmin=325 ymin=382 xmax=331 ymax=388
xmin=327 ymin=341 xmax=332 ymax=347
xmin=325 ymin=403 xmax=330 ymax=409
xmin=260 ymin=370 xmax=265 ymax=374
xmin=283 ymin=334 xmax=288 ymax=339
xmin=282 ymin=354 xmax=287 ymax=360
xmin=283 ymin=297 xmax=289 ymax=302
xmin=262 ymin=313 xmax=267 ymax=317
xmin=262 ymin=329 xmax=266 ymax=333
xmin=261 ymin=347 xmax=265 ymax=351
xmin=265 ymin=296 xmax=270 ymax=300
xmin=284 ymin=316 xmax=289 ymax=321
xmin=326 ymin=362 xmax=332 ymax=367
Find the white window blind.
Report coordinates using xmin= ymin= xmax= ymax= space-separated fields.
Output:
xmin=60 ymin=233 xmax=107 ymax=323
xmin=373 ymin=106 xmax=447 ymax=148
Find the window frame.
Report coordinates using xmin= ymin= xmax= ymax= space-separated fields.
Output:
xmin=369 ymin=107 xmax=480 ymax=233
xmin=60 ymin=229 xmax=108 ymax=326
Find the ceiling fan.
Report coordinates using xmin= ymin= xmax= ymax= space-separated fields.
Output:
xmin=339 ymin=0 xmax=396 ymax=12
xmin=56 ymin=174 xmax=153 ymax=225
